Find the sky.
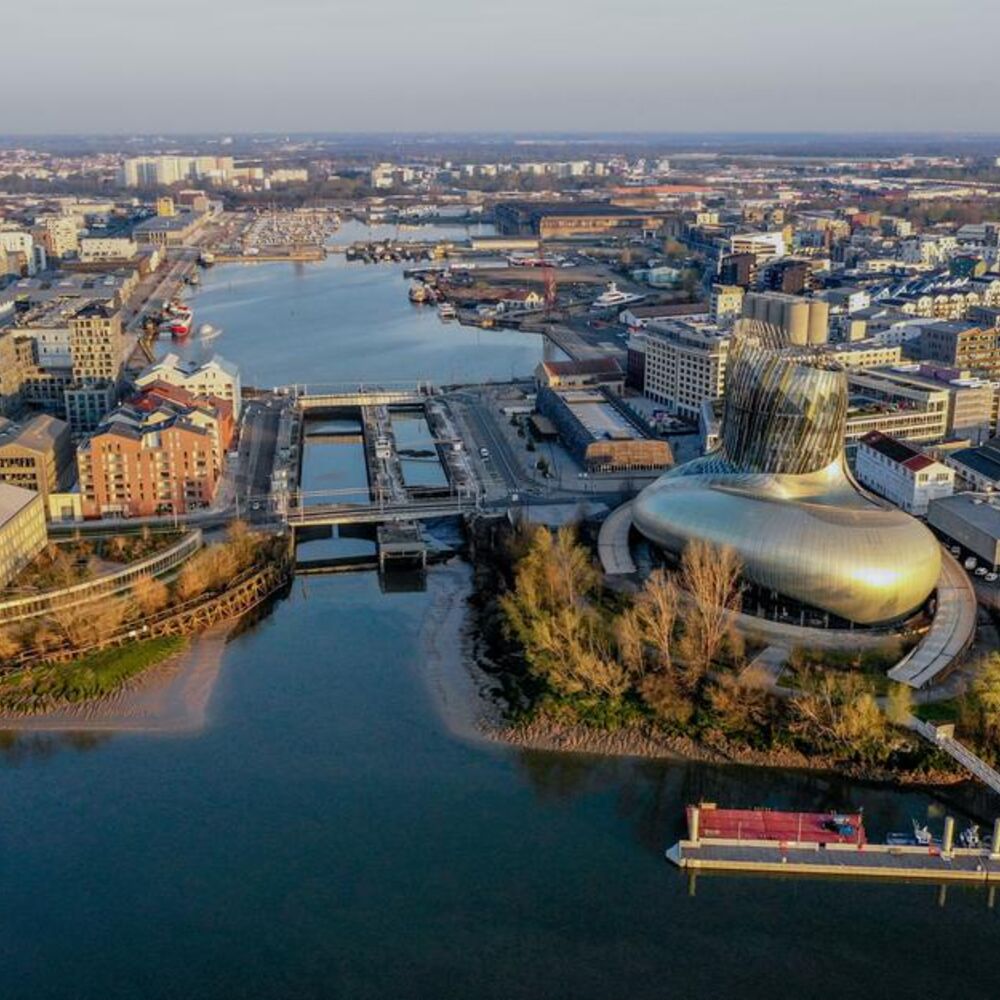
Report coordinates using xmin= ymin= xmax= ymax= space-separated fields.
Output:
xmin=6 ymin=0 xmax=1000 ymax=134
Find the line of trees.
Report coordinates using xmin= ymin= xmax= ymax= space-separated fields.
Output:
xmin=0 ymin=523 xmax=272 ymax=663
xmin=497 ymin=525 xmax=962 ymax=769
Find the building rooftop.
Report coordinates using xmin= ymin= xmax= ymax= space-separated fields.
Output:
xmin=559 ymin=389 xmax=644 ymax=441
xmin=0 ymin=481 xmax=39 ymax=526
xmin=859 ymin=430 xmax=938 ymax=471
xmin=929 ymin=492 xmax=1000 ymax=536
xmin=950 ymin=439 xmax=1000 ymax=483
xmin=0 ymin=413 xmax=68 ymax=454
xmin=540 ymin=358 xmax=622 ymax=378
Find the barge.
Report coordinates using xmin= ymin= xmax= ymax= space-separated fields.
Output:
xmin=667 ymin=803 xmax=1000 ymax=884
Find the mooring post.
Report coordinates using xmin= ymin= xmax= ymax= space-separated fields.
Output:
xmin=942 ymin=816 xmax=955 ymax=857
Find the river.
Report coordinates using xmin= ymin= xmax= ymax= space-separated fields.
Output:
xmin=0 ymin=226 xmax=996 ymax=998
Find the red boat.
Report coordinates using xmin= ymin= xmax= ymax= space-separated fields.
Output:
xmin=687 ymin=803 xmax=866 ymax=845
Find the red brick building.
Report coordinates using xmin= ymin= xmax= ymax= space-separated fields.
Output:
xmin=77 ymin=384 xmax=233 ymax=519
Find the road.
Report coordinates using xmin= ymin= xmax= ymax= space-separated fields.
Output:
xmin=233 ymin=399 xmax=282 ymax=522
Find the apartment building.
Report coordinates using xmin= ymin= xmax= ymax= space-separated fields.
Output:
xmin=65 ymin=304 xmax=127 ymax=432
xmin=639 ymin=321 xmax=730 ymax=420
xmin=709 ymin=284 xmax=744 ymax=325
xmin=855 ymin=431 xmax=955 ymax=515
xmin=38 ymin=216 xmax=79 ymax=259
xmin=920 ymin=321 xmax=1000 ymax=375
xmin=729 ymin=231 xmax=786 ymax=265
xmin=77 ymin=389 xmax=230 ymax=518
xmin=134 ymin=353 xmax=242 ymax=418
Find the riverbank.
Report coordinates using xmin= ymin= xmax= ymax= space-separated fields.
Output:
xmin=0 ymin=625 xmax=230 ymax=733
xmin=415 ymin=558 xmax=967 ymax=791
xmin=486 ymin=714 xmax=964 ymax=788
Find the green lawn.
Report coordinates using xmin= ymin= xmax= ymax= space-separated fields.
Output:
xmin=914 ymin=698 xmax=961 ymax=725
xmin=0 ymin=637 xmax=186 ymax=713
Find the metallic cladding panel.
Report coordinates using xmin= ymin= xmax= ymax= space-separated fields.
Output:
xmin=633 ymin=321 xmax=941 ymax=624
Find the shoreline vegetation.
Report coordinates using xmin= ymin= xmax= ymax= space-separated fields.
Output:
xmin=0 ymin=628 xmax=229 ymax=732
xmin=458 ymin=519 xmax=1000 ymax=789
xmin=0 ymin=522 xmax=286 ymax=732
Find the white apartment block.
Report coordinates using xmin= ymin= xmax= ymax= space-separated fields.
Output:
xmin=855 ymin=432 xmax=955 ymax=515
xmin=134 ymin=353 xmax=242 ymax=418
xmin=640 ymin=321 xmax=730 ymax=421
xmin=40 ymin=216 xmax=79 ymax=258
xmin=0 ymin=229 xmax=40 ymax=275
xmin=730 ymin=231 xmax=786 ymax=264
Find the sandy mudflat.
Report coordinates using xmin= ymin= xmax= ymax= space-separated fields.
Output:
xmin=418 ymin=562 xmax=506 ymax=745
xmin=0 ymin=625 xmax=231 ymax=733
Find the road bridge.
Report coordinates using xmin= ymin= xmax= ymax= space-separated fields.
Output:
xmin=286 ymin=497 xmax=478 ymax=527
xmin=285 ymin=382 xmax=435 ymax=410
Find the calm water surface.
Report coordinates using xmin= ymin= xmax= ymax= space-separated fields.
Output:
xmin=161 ymin=221 xmax=549 ymax=387
xmin=2 ymin=233 xmax=997 ymax=999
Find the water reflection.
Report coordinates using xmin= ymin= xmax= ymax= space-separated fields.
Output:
xmin=0 ymin=729 xmax=114 ymax=763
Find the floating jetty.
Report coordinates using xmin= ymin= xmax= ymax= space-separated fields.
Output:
xmin=213 ymin=248 xmax=326 ymax=264
xmin=667 ymin=804 xmax=1000 ymax=884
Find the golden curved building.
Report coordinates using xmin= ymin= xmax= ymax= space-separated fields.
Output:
xmin=632 ymin=323 xmax=941 ymax=625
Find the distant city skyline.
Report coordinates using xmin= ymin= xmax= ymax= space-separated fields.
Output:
xmin=9 ymin=0 xmax=1000 ymax=134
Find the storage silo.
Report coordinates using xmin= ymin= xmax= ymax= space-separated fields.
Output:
xmin=741 ymin=291 xmax=759 ymax=320
xmin=784 ymin=298 xmax=810 ymax=346
xmin=807 ymin=300 xmax=830 ymax=345
xmin=766 ymin=295 xmax=786 ymax=330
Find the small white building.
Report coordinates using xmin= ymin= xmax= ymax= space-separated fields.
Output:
xmin=855 ymin=431 xmax=955 ymax=515
xmin=134 ymin=353 xmax=242 ymax=418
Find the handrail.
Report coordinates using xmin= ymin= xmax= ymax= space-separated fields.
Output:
xmin=0 ymin=530 xmax=202 ymax=625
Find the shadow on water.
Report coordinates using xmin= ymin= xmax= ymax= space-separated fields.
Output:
xmin=0 ymin=729 xmax=114 ymax=763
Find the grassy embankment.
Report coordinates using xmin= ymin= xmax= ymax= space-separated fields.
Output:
xmin=0 ymin=637 xmax=186 ymax=715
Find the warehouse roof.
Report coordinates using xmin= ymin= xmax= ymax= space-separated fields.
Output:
xmin=0 ymin=481 xmax=40 ymax=527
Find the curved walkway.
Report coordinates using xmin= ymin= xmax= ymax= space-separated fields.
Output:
xmin=889 ymin=549 xmax=978 ymax=689
xmin=598 ymin=501 xmax=637 ymax=575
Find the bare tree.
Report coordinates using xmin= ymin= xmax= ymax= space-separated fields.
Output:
xmin=633 ymin=569 xmax=679 ymax=671
xmin=679 ymin=540 xmax=743 ymax=678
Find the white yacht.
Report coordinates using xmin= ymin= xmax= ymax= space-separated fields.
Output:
xmin=590 ymin=281 xmax=643 ymax=311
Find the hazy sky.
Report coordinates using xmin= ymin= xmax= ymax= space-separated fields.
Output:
xmin=7 ymin=0 xmax=999 ymax=134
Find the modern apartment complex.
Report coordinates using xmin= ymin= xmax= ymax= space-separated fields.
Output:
xmin=134 ymin=353 xmax=243 ymax=418
xmin=76 ymin=384 xmax=233 ymax=518
xmin=921 ymin=322 xmax=1000 ymax=375
xmin=636 ymin=321 xmax=730 ymax=420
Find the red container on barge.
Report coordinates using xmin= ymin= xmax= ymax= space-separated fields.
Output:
xmin=688 ymin=803 xmax=866 ymax=845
